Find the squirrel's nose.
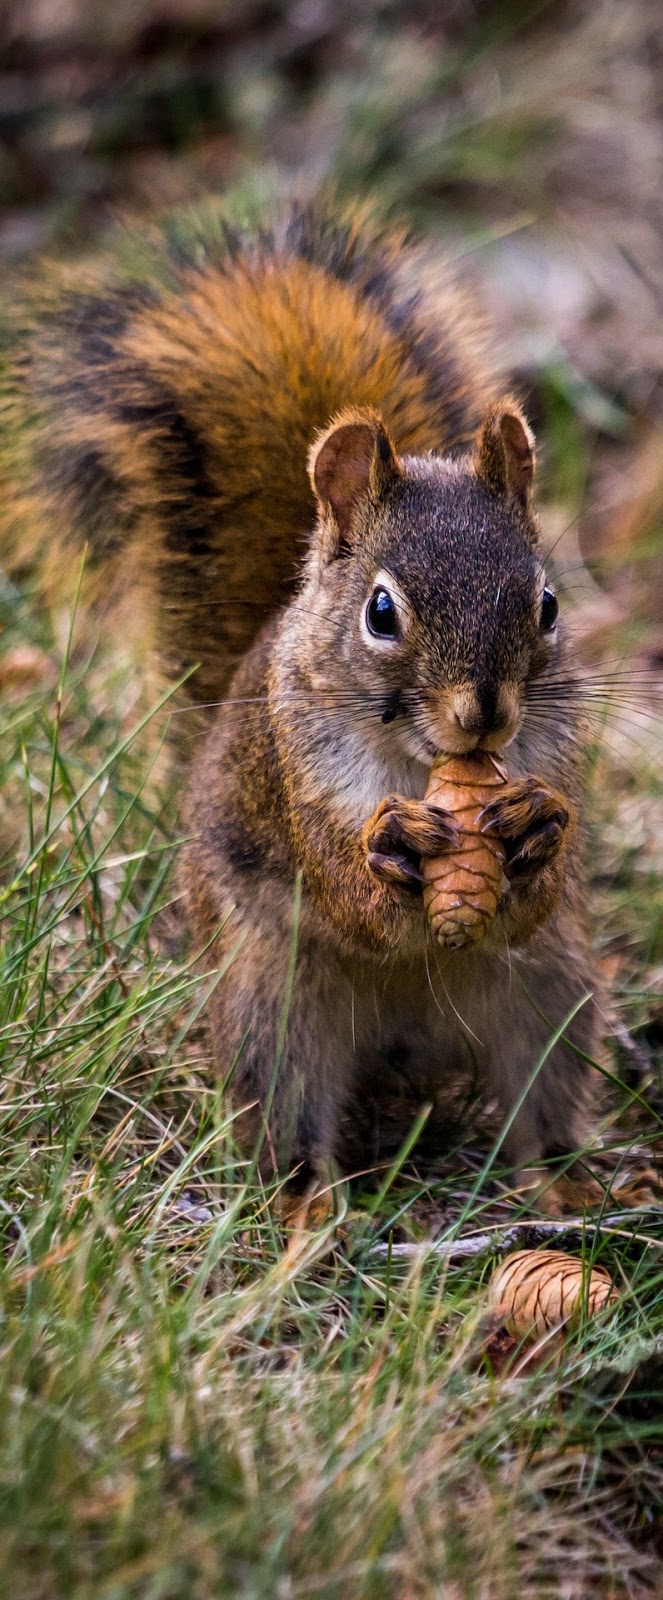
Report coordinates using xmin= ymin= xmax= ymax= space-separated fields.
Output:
xmin=450 ymin=684 xmax=518 ymax=744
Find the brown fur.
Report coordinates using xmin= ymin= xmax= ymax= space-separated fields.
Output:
xmin=1 ymin=201 xmax=493 ymax=704
xmin=3 ymin=197 xmax=605 ymax=1194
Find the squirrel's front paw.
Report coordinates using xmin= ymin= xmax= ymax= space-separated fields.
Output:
xmin=480 ymin=777 xmax=570 ymax=884
xmin=363 ymin=794 xmax=458 ymax=894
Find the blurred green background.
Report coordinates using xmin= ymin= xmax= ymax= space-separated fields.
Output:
xmin=2 ymin=0 xmax=663 ymax=628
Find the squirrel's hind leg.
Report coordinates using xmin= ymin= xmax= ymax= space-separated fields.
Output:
xmin=481 ymin=933 xmax=604 ymax=1199
xmin=196 ymin=906 xmax=354 ymax=1196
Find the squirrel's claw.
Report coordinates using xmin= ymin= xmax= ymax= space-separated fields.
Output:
xmin=367 ymin=851 xmax=424 ymax=893
xmin=479 ymin=776 xmax=570 ymax=883
xmin=365 ymin=795 xmax=458 ymax=859
xmin=364 ymin=795 xmax=458 ymax=898
xmin=506 ymin=817 xmax=567 ymax=880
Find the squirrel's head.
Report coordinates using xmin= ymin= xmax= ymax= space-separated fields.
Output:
xmin=307 ymin=402 xmax=559 ymax=763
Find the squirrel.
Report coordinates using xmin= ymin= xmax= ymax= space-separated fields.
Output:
xmin=2 ymin=197 xmax=605 ymax=1204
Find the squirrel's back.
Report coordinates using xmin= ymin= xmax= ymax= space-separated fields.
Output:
xmin=1 ymin=198 xmax=497 ymax=702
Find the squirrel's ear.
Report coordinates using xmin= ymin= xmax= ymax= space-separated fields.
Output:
xmin=309 ymin=408 xmax=402 ymax=556
xmin=474 ymin=400 xmax=535 ymax=512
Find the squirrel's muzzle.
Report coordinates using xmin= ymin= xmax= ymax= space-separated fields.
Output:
xmin=432 ymin=682 xmax=522 ymax=754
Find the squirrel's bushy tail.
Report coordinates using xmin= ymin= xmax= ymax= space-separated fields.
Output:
xmin=1 ymin=198 xmax=495 ymax=704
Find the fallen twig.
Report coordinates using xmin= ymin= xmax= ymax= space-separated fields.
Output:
xmin=369 ymin=1211 xmax=663 ymax=1264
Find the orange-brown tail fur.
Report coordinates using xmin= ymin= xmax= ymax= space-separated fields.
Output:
xmin=0 ymin=199 xmax=496 ymax=704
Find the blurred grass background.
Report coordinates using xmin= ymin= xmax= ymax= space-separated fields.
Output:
xmin=1 ymin=5 xmax=663 ymax=1597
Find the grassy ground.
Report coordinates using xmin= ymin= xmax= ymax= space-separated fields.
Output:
xmin=0 ymin=548 xmax=662 ymax=1600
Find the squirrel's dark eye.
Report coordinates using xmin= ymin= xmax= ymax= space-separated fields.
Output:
xmin=366 ymin=587 xmax=398 ymax=639
xmin=540 ymin=586 xmax=559 ymax=633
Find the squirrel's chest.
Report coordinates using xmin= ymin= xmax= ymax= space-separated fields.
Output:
xmin=298 ymin=722 xmax=428 ymax=829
